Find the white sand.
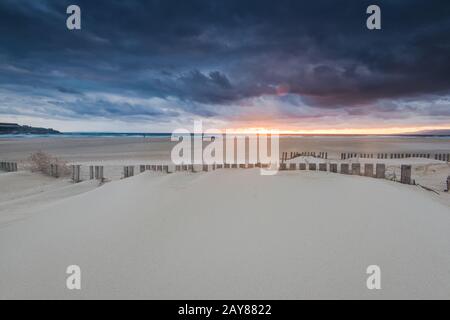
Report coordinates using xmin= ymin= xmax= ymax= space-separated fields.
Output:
xmin=287 ymin=156 xmax=450 ymax=200
xmin=1 ymin=169 xmax=450 ymax=299
xmin=1 ymin=136 xmax=449 ymax=163
xmin=0 ymin=171 xmax=99 ymax=225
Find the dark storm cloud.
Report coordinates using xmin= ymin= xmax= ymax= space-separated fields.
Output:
xmin=0 ymin=0 xmax=450 ymax=120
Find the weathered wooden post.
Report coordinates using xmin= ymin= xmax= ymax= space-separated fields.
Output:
xmin=299 ymin=163 xmax=306 ymax=170
xmin=72 ymin=165 xmax=81 ymax=183
xmin=351 ymin=163 xmax=361 ymax=175
xmin=319 ymin=163 xmax=327 ymax=171
xmin=95 ymin=166 xmax=104 ymax=180
xmin=376 ymin=164 xmax=385 ymax=179
xmin=341 ymin=163 xmax=349 ymax=174
xmin=50 ymin=164 xmax=59 ymax=178
xmin=308 ymin=163 xmax=316 ymax=171
xmin=400 ymin=165 xmax=412 ymax=184
xmin=364 ymin=164 xmax=374 ymax=177
xmin=6 ymin=162 xmax=16 ymax=172
xmin=330 ymin=163 xmax=337 ymax=173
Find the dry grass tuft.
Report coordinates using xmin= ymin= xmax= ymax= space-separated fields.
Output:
xmin=29 ymin=151 xmax=70 ymax=177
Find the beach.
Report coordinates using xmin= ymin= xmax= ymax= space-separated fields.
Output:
xmin=2 ymin=0 xmax=450 ymax=303
xmin=0 ymin=136 xmax=450 ymax=299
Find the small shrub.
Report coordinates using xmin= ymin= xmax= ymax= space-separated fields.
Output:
xmin=29 ymin=151 xmax=71 ymax=177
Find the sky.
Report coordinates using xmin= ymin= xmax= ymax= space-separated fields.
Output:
xmin=0 ymin=0 xmax=450 ymax=133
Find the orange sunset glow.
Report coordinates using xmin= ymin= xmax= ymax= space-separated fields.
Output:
xmin=223 ymin=125 xmax=450 ymax=135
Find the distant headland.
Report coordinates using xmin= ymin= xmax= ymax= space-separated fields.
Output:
xmin=0 ymin=123 xmax=61 ymax=135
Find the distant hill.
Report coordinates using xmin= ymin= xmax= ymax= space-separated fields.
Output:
xmin=0 ymin=123 xmax=61 ymax=135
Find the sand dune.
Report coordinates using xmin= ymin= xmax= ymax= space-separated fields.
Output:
xmin=1 ymin=170 xmax=449 ymax=299
xmin=0 ymin=171 xmax=99 ymax=225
